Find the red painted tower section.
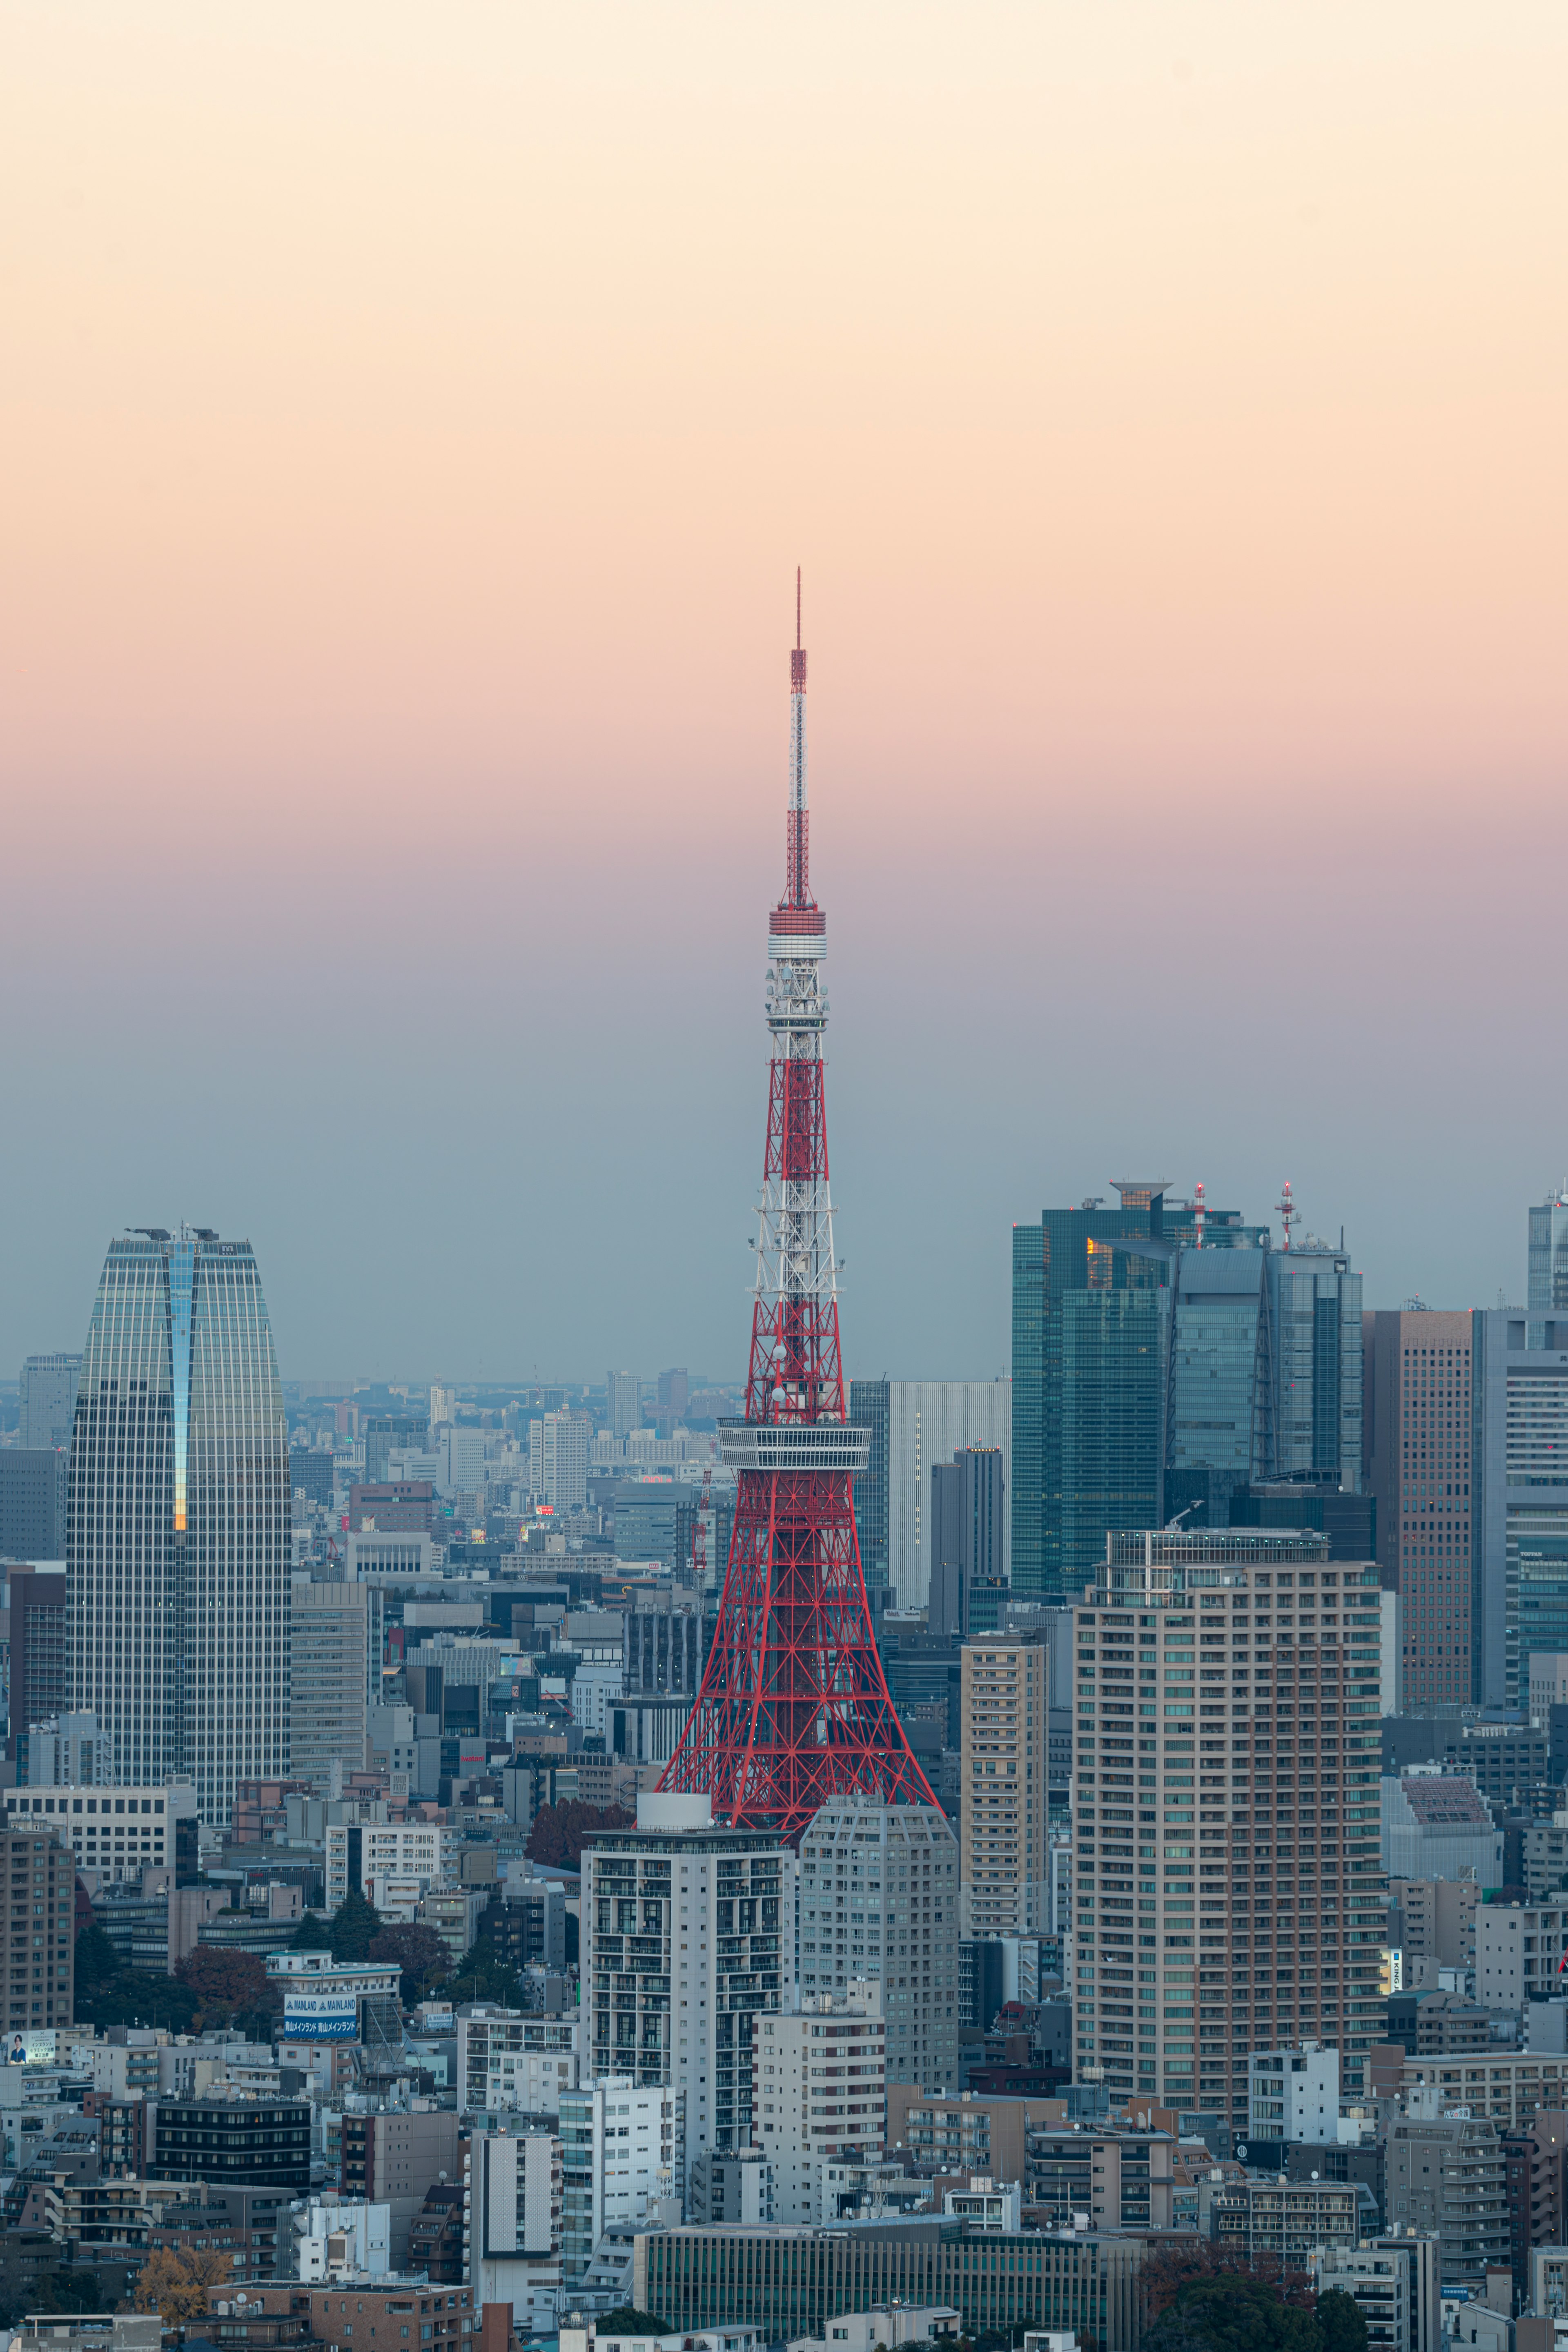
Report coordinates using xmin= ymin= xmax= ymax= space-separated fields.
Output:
xmin=660 ymin=579 xmax=938 ymax=1842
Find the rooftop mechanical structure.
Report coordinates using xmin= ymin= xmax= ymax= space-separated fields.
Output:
xmin=659 ymin=577 xmax=938 ymax=1840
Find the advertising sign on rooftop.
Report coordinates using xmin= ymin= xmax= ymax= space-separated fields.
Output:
xmin=282 ymin=1989 xmax=359 ymax=2042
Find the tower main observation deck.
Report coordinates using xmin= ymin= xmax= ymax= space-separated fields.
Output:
xmin=659 ymin=580 xmax=938 ymax=1841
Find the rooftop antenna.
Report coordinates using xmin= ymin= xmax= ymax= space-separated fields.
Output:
xmin=1278 ymin=1180 xmax=1299 ymax=1252
xmin=1193 ymin=1181 xmax=1205 ymax=1251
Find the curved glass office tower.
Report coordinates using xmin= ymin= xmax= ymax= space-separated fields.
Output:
xmin=65 ymin=1229 xmax=290 ymax=1825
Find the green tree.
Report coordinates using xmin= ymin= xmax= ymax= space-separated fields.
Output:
xmin=290 ymin=1910 xmax=333 ymax=1951
xmin=368 ymin=1923 xmax=451 ymax=2004
xmin=1145 ymin=2276 xmax=1324 ymax=2352
xmin=72 ymin=1923 xmax=122 ymax=1992
xmin=446 ymin=1936 xmax=523 ymax=2007
xmin=526 ymin=1799 xmax=634 ymax=1870
xmin=1316 ymin=2292 xmax=1368 ymax=2352
xmin=595 ymin=2314 xmax=669 ymax=2337
xmin=329 ymin=1889 xmax=382 ymax=1962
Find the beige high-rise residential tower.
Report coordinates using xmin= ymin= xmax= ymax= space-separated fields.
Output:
xmin=960 ymin=1629 xmax=1048 ymax=1936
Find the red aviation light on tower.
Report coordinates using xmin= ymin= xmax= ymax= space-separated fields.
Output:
xmin=659 ymin=578 xmax=937 ymax=1841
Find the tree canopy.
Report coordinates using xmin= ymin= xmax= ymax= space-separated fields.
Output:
xmin=526 ymin=1799 xmax=633 ymax=1870
xmin=289 ymin=1910 xmax=334 ymax=1951
xmin=174 ymin=1945 xmax=281 ymax=2031
xmin=1144 ymin=2276 xmax=1367 ymax=2352
xmin=73 ymin=1926 xmax=199 ymax=2034
xmin=446 ymin=1936 xmax=523 ymax=2008
xmin=131 ymin=2247 xmax=232 ymax=2322
xmin=595 ymin=2313 xmax=668 ymax=2338
xmin=329 ymin=1889 xmax=383 ymax=1962
xmin=368 ymin=1923 xmax=451 ymax=2004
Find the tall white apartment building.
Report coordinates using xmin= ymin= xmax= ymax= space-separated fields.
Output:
xmin=754 ymin=1983 xmax=886 ymax=2224
xmin=466 ymin=2128 xmax=562 ymax=2332
xmin=797 ymin=1797 xmax=957 ymax=2092
xmin=886 ymin=1381 xmax=1012 ymax=1611
xmin=558 ymin=2077 xmax=682 ymax=2280
xmin=530 ymin=1414 xmax=591 ymax=1512
xmin=325 ymin=1820 xmax=443 ymax=1911
xmin=580 ymin=1792 xmax=796 ymax=2188
xmin=960 ymin=1631 xmax=1048 ymax=1937
xmin=1248 ymin=2042 xmax=1341 ymax=2143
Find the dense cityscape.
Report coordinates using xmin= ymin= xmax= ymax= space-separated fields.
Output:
xmin=5 ymin=13 xmax=1559 ymax=2352
xmin=3 ymin=595 xmax=1567 ymax=2352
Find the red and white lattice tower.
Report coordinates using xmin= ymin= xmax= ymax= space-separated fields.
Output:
xmin=659 ymin=576 xmax=938 ymax=1840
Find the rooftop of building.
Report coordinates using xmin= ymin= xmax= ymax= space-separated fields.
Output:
xmin=1397 ymin=1779 xmax=1493 ymax=1826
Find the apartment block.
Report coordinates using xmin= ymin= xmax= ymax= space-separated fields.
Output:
xmin=1390 ymin=1879 xmax=1481 ymax=1971
xmin=324 ymin=1821 xmax=443 ymax=1910
xmin=1372 ymin=2049 xmax=1568 ymax=2134
xmin=1478 ymin=1901 xmax=1568 ymax=2011
xmin=1071 ymin=1530 xmax=1387 ymax=2124
xmin=1384 ymin=2114 xmax=1508 ymax=2286
xmin=465 ymin=2128 xmax=562 ymax=2335
xmin=798 ymin=1795 xmax=957 ymax=2093
xmin=1248 ymin=2042 xmax=1340 ymax=2143
xmin=886 ymin=2087 xmax=1062 ymax=2182
xmin=580 ymin=1791 xmax=795 ymax=2182
xmin=0 ymin=1825 xmax=74 ymax=2029
xmin=755 ymin=1983 xmax=886 ymax=2223
xmin=961 ymin=1632 xmax=1047 ymax=1936
xmin=1310 ymin=2238 xmax=1442 ymax=2352
xmin=455 ymin=2008 xmax=581 ymax=2115
xmin=1023 ymin=2123 xmax=1173 ymax=2230
xmin=558 ymin=2076 xmax=680 ymax=2278
xmin=1504 ymin=2110 xmax=1568 ymax=2306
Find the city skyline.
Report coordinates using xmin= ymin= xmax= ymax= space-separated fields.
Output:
xmin=3 ymin=5 xmax=1566 ymax=1380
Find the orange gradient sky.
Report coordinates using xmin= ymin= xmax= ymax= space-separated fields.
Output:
xmin=3 ymin=4 xmax=1566 ymax=1377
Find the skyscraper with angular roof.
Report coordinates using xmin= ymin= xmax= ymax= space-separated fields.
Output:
xmin=65 ymin=1228 xmax=290 ymax=1824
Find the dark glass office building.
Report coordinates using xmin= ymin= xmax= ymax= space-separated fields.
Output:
xmin=66 ymin=1229 xmax=290 ymax=1824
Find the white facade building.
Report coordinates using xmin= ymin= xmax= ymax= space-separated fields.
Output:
xmin=558 ymin=2077 xmax=682 ymax=2281
xmin=887 ymin=1381 xmax=1012 ymax=1613
xmin=466 ymin=2128 xmax=562 ymax=2332
xmin=3 ymin=1780 xmax=197 ymax=1886
xmin=580 ymin=1792 xmax=797 ymax=2189
xmin=18 ymin=1713 xmax=102 ymax=1788
xmin=295 ymin=2197 xmax=391 ymax=2280
xmin=1248 ymin=2042 xmax=1341 ymax=2144
xmin=325 ymin=1821 xmax=443 ymax=1912
xmin=456 ymin=2009 xmax=581 ymax=2115
xmin=530 ymin=1414 xmax=591 ymax=1512
xmin=755 ymin=1983 xmax=886 ymax=2225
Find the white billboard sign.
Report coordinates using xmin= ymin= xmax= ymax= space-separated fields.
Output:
xmin=283 ymin=1990 xmax=359 ymax=2042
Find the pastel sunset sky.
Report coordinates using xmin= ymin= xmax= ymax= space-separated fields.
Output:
xmin=4 ymin=4 xmax=1565 ymax=1381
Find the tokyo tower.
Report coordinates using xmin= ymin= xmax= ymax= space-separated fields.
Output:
xmin=660 ymin=577 xmax=939 ymax=1840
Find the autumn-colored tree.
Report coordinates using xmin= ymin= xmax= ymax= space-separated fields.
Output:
xmin=131 ymin=2246 xmax=232 ymax=2322
xmin=526 ymin=1800 xmax=634 ymax=1871
xmin=368 ymin=1923 xmax=450 ymax=2004
xmin=174 ymin=1945 xmax=278 ymax=2026
xmin=1140 ymin=2238 xmax=1314 ymax=2325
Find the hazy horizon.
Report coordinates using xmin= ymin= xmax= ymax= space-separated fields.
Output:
xmin=4 ymin=4 xmax=1564 ymax=1386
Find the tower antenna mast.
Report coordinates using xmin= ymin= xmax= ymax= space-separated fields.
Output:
xmin=661 ymin=577 xmax=934 ymax=1837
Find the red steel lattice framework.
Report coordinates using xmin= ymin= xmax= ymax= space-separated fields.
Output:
xmin=660 ymin=578 xmax=938 ymax=1840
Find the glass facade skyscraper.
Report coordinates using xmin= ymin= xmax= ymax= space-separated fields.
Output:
xmin=1013 ymin=1186 xmax=1361 ymax=1603
xmin=65 ymin=1229 xmax=290 ymax=1824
